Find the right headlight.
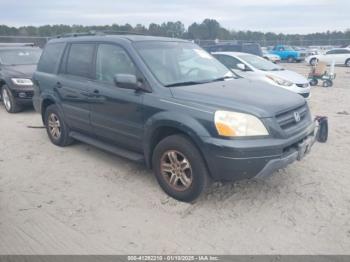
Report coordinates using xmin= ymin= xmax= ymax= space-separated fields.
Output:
xmin=214 ymin=110 xmax=269 ymax=137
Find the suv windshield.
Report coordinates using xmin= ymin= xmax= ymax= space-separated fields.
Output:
xmin=0 ymin=48 xmax=42 ymax=65
xmin=134 ymin=41 xmax=234 ymax=87
xmin=238 ymin=54 xmax=284 ymax=71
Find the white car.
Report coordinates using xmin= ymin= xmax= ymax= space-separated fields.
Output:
xmin=262 ymin=51 xmax=281 ymax=63
xmin=213 ymin=52 xmax=311 ymax=99
xmin=306 ymin=48 xmax=350 ymax=66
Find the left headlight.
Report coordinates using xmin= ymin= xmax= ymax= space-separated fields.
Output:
xmin=214 ymin=110 xmax=269 ymax=137
xmin=266 ymin=75 xmax=293 ymax=87
xmin=11 ymin=78 xmax=33 ymax=86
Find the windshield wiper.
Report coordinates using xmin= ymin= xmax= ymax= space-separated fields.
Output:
xmin=208 ymin=76 xmax=236 ymax=82
xmin=164 ymin=81 xmax=205 ymax=87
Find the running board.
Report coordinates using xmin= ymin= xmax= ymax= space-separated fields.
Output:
xmin=69 ymin=131 xmax=144 ymax=163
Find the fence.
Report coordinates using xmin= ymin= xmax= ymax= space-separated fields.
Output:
xmin=0 ymin=35 xmax=349 ymax=48
xmin=0 ymin=36 xmax=49 ymax=48
xmin=194 ymin=38 xmax=350 ymax=47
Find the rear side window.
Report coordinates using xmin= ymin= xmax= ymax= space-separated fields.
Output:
xmin=37 ymin=43 xmax=65 ymax=73
xmin=66 ymin=43 xmax=95 ymax=78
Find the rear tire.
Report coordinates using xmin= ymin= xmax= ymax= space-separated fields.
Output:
xmin=287 ymin=56 xmax=295 ymax=63
xmin=309 ymin=79 xmax=318 ymax=86
xmin=44 ymin=104 xmax=74 ymax=147
xmin=1 ymin=85 xmax=22 ymax=113
xmin=310 ymin=58 xmax=318 ymax=66
xmin=152 ymin=134 xmax=210 ymax=202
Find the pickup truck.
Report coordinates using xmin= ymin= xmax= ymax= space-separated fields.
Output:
xmin=270 ymin=45 xmax=306 ymax=62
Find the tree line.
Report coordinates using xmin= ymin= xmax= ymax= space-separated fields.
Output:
xmin=0 ymin=19 xmax=349 ymax=46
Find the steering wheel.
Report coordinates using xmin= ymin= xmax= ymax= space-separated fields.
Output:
xmin=185 ymin=68 xmax=201 ymax=77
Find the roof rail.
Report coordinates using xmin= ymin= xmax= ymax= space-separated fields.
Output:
xmin=54 ymin=30 xmax=148 ymax=39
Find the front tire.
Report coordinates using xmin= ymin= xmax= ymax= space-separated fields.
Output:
xmin=310 ymin=58 xmax=318 ymax=66
xmin=152 ymin=134 xmax=210 ymax=202
xmin=322 ymin=80 xmax=333 ymax=87
xmin=345 ymin=59 xmax=350 ymax=67
xmin=1 ymin=85 xmax=22 ymax=113
xmin=44 ymin=104 xmax=73 ymax=147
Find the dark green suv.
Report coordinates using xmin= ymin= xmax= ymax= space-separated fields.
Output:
xmin=33 ymin=34 xmax=316 ymax=202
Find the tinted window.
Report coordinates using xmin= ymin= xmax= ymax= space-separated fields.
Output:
xmin=326 ymin=50 xmax=337 ymax=55
xmin=37 ymin=43 xmax=65 ymax=73
xmin=95 ymin=44 xmax=136 ymax=84
xmin=66 ymin=43 xmax=95 ymax=78
xmin=334 ymin=49 xmax=350 ymax=54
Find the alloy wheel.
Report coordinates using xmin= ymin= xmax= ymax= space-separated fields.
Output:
xmin=2 ymin=88 xmax=12 ymax=111
xmin=48 ymin=113 xmax=61 ymax=140
xmin=160 ymin=150 xmax=193 ymax=191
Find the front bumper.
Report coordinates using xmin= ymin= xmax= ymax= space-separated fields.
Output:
xmin=202 ymin=122 xmax=316 ymax=181
xmin=9 ymin=87 xmax=34 ymax=104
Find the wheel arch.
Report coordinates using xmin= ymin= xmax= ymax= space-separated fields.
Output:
xmin=143 ymin=112 xmax=212 ymax=170
xmin=40 ymin=96 xmax=57 ymax=124
xmin=345 ymin=58 xmax=350 ymax=66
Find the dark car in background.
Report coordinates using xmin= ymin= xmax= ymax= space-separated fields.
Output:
xmin=0 ymin=43 xmax=42 ymax=113
xmin=203 ymin=42 xmax=263 ymax=57
xmin=33 ymin=34 xmax=316 ymax=202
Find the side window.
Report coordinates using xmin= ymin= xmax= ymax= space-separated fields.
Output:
xmin=336 ymin=49 xmax=349 ymax=54
xmin=66 ymin=43 xmax=95 ymax=78
xmin=37 ymin=43 xmax=65 ymax=73
xmin=326 ymin=50 xmax=336 ymax=55
xmin=95 ymin=44 xmax=136 ymax=84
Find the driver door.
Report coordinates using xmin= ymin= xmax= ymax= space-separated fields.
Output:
xmin=89 ymin=44 xmax=144 ymax=152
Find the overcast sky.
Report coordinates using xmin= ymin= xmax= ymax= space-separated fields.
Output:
xmin=0 ymin=0 xmax=349 ymax=34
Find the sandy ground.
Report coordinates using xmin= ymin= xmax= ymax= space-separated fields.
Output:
xmin=0 ymin=63 xmax=349 ymax=255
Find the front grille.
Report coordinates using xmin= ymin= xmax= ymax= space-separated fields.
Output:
xmin=296 ymin=83 xmax=309 ymax=88
xmin=15 ymin=91 xmax=33 ymax=99
xmin=299 ymin=53 xmax=306 ymax=58
xmin=275 ymin=103 xmax=310 ymax=131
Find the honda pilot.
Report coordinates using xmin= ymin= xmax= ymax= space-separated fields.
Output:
xmin=33 ymin=34 xmax=317 ymax=202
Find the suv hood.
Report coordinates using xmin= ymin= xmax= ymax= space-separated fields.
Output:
xmin=267 ymin=69 xmax=308 ymax=84
xmin=170 ymin=78 xmax=306 ymax=118
xmin=1 ymin=64 xmax=36 ymax=78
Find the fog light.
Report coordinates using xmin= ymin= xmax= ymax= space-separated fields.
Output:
xmin=18 ymin=92 xmax=26 ymax=98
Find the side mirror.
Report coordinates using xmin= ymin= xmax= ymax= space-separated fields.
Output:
xmin=114 ymin=74 xmax=141 ymax=90
xmin=237 ymin=63 xmax=247 ymax=71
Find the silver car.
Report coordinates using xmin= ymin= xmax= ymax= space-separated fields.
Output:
xmin=213 ymin=52 xmax=311 ymax=99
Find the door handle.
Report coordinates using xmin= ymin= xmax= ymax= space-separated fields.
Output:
xmin=93 ymin=89 xmax=100 ymax=94
xmin=55 ymin=82 xmax=62 ymax=88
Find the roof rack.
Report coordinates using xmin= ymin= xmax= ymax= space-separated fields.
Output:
xmin=55 ymin=30 xmax=147 ymax=39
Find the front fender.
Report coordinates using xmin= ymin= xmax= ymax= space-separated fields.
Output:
xmin=143 ymin=111 xmax=212 ymax=168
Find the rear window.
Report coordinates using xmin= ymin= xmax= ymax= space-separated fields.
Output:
xmin=37 ymin=43 xmax=65 ymax=73
xmin=66 ymin=43 xmax=95 ymax=78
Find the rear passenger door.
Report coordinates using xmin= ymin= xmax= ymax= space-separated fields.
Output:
xmin=89 ymin=43 xmax=144 ymax=152
xmin=56 ymin=43 xmax=96 ymax=134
